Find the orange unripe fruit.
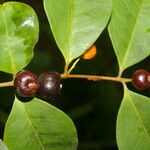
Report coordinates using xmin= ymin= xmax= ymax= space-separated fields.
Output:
xmin=82 ymin=45 xmax=97 ymax=60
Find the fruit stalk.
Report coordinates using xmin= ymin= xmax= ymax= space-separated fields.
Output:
xmin=0 ymin=81 xmax=14 ymax=87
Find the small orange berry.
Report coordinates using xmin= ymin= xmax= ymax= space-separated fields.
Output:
xmin=82 ymin=45 xmax=97 ymax=60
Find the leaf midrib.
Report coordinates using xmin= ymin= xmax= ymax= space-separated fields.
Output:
xmin=128 ymin=93 xmax=150 ymax=143
xmin=20 ymin=102 xmax=45 ymax=150
xmin=66 ymin=0 xmax=74 ymax=63
xmin=121 ymin=0 xmax=144 ymax=70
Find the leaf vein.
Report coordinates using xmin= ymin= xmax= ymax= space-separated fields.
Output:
xmin=121 ymin=0 xmax=144 ymax=69
xmin=20 ymin=102 xmax=45 ymax=150
xmin=128 ymin=93 xmax=150 ymax=143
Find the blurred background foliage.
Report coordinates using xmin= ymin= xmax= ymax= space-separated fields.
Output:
xmin=0 ymin=0 xmax=150 ymax=149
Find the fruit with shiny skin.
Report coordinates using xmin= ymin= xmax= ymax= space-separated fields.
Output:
xmin=132 ymin=69 xmax=150 ymax=90
xmin=38 ymin=71 xmax=61 ymax=100
xmin=14 ymin=70 xmax=39 ymax=97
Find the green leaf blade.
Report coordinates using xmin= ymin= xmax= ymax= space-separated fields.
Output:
xmin=117 ymin=89 xmax=150 ymax=150
xmin=44 ymin=0 xmax=112 ymax=64
xmin=0 ymin=2 xmax=39 ymax=74
xmin=109 ymin=0 xmax=150 ymax=71
xmin=4 ymin=98 xmax=78 ymax=150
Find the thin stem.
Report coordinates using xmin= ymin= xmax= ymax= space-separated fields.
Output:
xmin=67 ymin=58 xmax=80 ymax=74
xmin=118 ymin=69 xmax=123 ymax=77
xmin=63 ymin=59 xmax=71 ymax=74
xmin=0 ymin=74 xmax=131 ymax=88
xmin=0 ymin=81 xmax=14 ymax=88
xmin=61 ymin=74 xmax=131 ymax=83
xmin=64 ymin=64 xmax=69 ymax=74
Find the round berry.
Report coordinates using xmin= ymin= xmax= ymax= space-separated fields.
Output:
xmin=132 ymin=69 xmax=150 ymax=90
xmin=38 ymin=71 xmax=61 ymax=100
xmin=14 ymin=70 xmax=39 ymax=97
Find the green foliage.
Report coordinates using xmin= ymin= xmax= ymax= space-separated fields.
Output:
xmin=0 ymin=139 xmax=9 ymax=150
xmin=44 ymin=0 xmax=112 ymax=65
xmin=4 ymin=97 xmax=78 ymax=150
xmin=108 ymin=1 xmax=150 ymax=149
xmin=109 ymin=0 xmax=150 ymax=71
xmin=117 ymin=88 xmax=150 ymax=150
xmin=0 ymin=2 xmax=39 ymax=74
xmin=0 ymin=0 xmax=150 ymax=150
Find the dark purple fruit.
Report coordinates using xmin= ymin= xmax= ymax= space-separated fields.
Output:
xmin=14 ymin=70 xmax=39 ymax=97
xmin=132 ymin=69 xmax=150 ymax=90
xmin=38 ymin=71 xmax=61 ymax=100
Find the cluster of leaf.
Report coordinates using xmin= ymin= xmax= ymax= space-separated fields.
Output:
xmin=0 ymin=0 xmax=150 ymax=150
xmin=0 ymin=2 xmax=77 ymax=150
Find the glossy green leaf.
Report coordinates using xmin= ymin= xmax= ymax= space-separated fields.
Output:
xmin=44 ymin=0 xmax=112 ymax=64
xmin=109 ymin=0 xmax=150 ymax=71
xmin=4 ymin=98 xmax=78 ymax=150
xmin=117 ymin=89 xmax=150 ymax=150
xmin=0 ymin=139 xmax=9 ymax=150
xmin=0 ymin=2 xmax=39 ymax=73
